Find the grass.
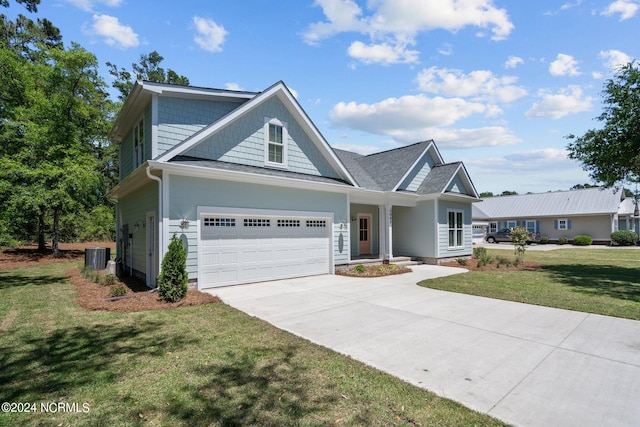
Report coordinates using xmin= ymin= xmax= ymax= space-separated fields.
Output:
xmin=420 ymin=248 xmax=640 ymax=320
xmin=0 ymin=262 xmax=507 ymax=426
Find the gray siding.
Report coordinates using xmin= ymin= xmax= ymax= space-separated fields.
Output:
xmin=184 ymin=97 xmax=341 ymax=179
xmin=492 ymin=215 xmax=614 ymax=242
xmin=437 ymin=200 xmax=473 ymax=258
xmin=157 ymin=96 xmax=243 ymax=156
xmin=117 ymin=182 xmax=158 ymax=276
xmin=398 ymin=153 xmax=436 ymax=192
xmin=393 ymin=201 xmax=436 ymax=258
xmin=119 ymin=104 xmax=152 ymax=180
xmin=446 ymin=174 xmax=466 ymax=194
xmin=168 ymin=175 xmax=349 ymax=279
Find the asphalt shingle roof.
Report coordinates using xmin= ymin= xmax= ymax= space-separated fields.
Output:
xmin=473 ymin=187 xmax=625 ymax=218
xmin=416 ymin=162 xmax=462 ymax=195
xmin=170 ymin=157 xmax=352 ymax=187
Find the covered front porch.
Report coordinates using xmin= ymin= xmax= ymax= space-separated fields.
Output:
xmin=348 ymin=194 xmax=421 ymax=263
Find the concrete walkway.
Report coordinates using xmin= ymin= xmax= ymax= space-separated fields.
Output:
xmin=209 ymin=266 xmax=640 ymax=427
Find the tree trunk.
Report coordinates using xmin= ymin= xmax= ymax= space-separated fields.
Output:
xmin=52 ymin=206 xmax=60 ymax=257
xmin=37 ymin=210 xmax=46 ymax=252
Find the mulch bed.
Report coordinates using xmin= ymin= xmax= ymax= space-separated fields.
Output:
xmin=440 ymin=257 xmax=544 ymax=271
xmin=67 ymin=268 xmax=219 ymax=312
xmin=336 ymin=264 xmax=412 ymax=277
xmin=1 ymin=241 xmax=219 ymax=312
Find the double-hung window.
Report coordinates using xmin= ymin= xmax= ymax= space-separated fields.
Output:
xmin=558 ymin=219 xmax=568 ymax=230
xmin=448 ymin=210 xmax=464 ymax=248
xmin=264 ymin=118 xmax=288 ymax=167
xmin=133 ymin=117 xmax=144 ymax=168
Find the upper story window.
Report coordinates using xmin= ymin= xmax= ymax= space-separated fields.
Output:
xmin=134 ymin=117 xmax=144 ymax=168
xmin=264 ymin=118 xmax=287 ymax=167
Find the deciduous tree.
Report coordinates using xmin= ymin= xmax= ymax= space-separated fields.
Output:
xmin=567 ymin=62 xmax=640 ymax=186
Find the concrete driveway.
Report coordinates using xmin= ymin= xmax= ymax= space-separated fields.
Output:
xmin=209 ymin=265 xmax=640 ymax=427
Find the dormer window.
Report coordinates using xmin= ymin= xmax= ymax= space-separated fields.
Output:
xmin=264 ymin=118 xmax=287 ymax=167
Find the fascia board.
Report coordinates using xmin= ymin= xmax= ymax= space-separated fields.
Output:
xmin=441 ymin=163 xmax=480 ymax=199
xmin=148 ymin=160 xmax=354 ymax=194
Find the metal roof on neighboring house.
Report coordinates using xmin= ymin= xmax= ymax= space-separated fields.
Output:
xmin=473 ymin=187 xmax=625 ymax=219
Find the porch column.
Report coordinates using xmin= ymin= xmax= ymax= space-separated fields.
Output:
xmin=379 ymin=204 xmax=393 ymax=260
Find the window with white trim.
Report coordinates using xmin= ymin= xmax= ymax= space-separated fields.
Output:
xmin=506 ymin=220 xmax=517 ymax=229
xmin=133 ymin=117 xmax=144 ymax=168
xmin=448 ymin=210 xmax=464 ymax=248
xmin=489 ymin=221 xmax=498 ymax=233
xmin=558 ymin=219 xmax=568 ymax=230
xmin=264 ymin=118 xmax=287 ymax=166
xmin=526 ymin=220 xmax=537 ymax=234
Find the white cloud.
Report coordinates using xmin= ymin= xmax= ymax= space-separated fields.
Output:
xmin=525 ymin=86 xmax=593 ymax=119
xmin=601 ymin=0 xmax=639 ymax=20
xmin=599 ymin=49 xmax=633 ymax=71
xmin=549 ymin=53 xmax=581 ymax=76
xmin=304 ymin=0 xmax=514 ymax=64
xmin=415 ymin=127 xmax=520 ymax=149
xmin=66 ymin=0 xmax=123 ymax=12
xmin=329 ymin=94 xmax=495 ymax=134
xmin=504 ymin=55 xmax=524 ymax=69
xmin=224 ymin=83 xmax=244 ymax=91
xmin=415 ymin=66 xmax=528 ymax=103
xmin=561 ymin=0 xmax=583 ymax=10
xmin=89 ymin=14 xmax=139 ymax=49
xmin=192 ymin=17 xmax=228 ymax=53
xmin=347 ymin=39 xmax=419 ymax=65
xmin=438 ymin=43 xmax=453 ymax=56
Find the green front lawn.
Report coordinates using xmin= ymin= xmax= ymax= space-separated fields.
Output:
xmin=421 ymin=248 xmax=640 ymax=320
xmin=0 ymin=262 xmax=507 ymax=426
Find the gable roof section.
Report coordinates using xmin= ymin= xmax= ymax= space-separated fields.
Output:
xmin=110 ymin=81 xmax=256 ymax=142
xmin=155 ymin=81 xmax=357 ymax=186
xmin=415 ymin=162 xmax=477 ymax=197
xmin=333 ymin=149 xmax=383 ymax=191
xmin=473 ymin=187 xmax=625 ymax=218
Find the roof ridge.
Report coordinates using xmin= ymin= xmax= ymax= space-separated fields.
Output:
xmin=361 ymin=140 xmax=433 ymax=158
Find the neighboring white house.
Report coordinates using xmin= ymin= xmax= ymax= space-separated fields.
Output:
xmin=472 ymin=187 xmax=638 ymax=244
xmin=108 ymin=80 xmax=480 ymax=289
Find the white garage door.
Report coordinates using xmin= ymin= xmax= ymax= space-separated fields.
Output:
xmin=198 ymin=213 xmax=331 ymax=288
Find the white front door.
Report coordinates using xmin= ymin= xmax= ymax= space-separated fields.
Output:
xmin=146 ymin=213 xmax=157 ymax=287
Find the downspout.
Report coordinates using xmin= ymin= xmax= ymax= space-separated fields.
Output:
xmin=146 ymin=165 xmax=163 ymax=277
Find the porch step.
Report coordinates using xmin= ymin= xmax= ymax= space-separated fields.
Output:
xmin=392 ymin=257 xmax=423 ymax=267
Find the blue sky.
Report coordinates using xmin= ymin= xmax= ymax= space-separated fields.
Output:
xmin=13 ymin=0 xmax=640 ymax=193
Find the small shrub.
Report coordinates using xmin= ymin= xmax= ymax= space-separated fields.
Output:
xmin=557 ymin=237 xmax=569 ymax=245
xmin=611 ymin=230 xmax=638 ymax=246
xmin=110 ymin=284 xmax=127 ymax=297
xmin=473 ymin=247 xmax=487 ymax=259
xmin=495 ymin=255 xmax=511 ymax=268
xmin=456 ymin=258 xmax=468 ymax=266
xmin=103 ymin=274 xmax=117 ymax=285
xmin=354 ymin=264 xmax=366 ymax=273
xmin=477 ymin=254 xmax=493 ymax=267
xmin=539 ymin=236 xmax=549 ymax=244
xmin=513 ymin=256 xmax=521 ymax=266
xmin=158 ymin=234 xmax=189 ymax=303
xmin=572 ymin=235 xmax=593 ymax=246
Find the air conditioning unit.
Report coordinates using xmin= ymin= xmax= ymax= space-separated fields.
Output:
xmin=84 ymin=247 xmax=111 ymax=270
